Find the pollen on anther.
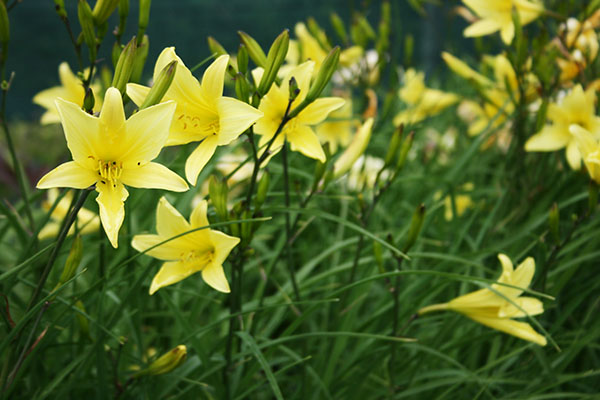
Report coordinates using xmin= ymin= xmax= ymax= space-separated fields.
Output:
xmin=137 ymin=162 xmax=141 ymax=165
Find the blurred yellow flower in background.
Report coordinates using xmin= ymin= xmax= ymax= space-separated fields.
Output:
xmin=38 ymin=188 xmax=99 ymax=240
xmin=132 ymin=197 xmax=240 ymax=294
xmin=315 ymin=97 xmax=357 ymax=153
xmin=556 ymin=12 xmax=600 ymax=82
xmin=570 ymin=124 xmax=600 ymax=183
xmin=419 ymin=254 xmax=547 ymax=346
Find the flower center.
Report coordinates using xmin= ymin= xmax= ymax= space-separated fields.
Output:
xmin=176 ymin=114 xmax=220 ymax=137
xmin=181 ymin=248 xmax=215 ymax=267
xmin=92 ymin=158 xmax=123 ymax=188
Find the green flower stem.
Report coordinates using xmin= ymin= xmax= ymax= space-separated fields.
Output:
xmin=281 ymin=139 xmax=301 ymax=302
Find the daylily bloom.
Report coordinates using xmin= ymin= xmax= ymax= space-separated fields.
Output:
xmin=393 ymin=69 xmax=458 ymax=126
xmin=37 ymin=87 xmax=188 ymax=248
xmin=462 ymin=0 xmax=544 ymax=44
xmin=525 ymin=85 xmax=600 ymax=170
xmin=333 ymin=117 xmax=374 ymax=178
xmin=33 ymin=62 xmax=103 ymax=125
xmin=556 ymin=14 xmax=600 ymax=82
xmin=127 ymin=48 xmax=263 ymax=186
xmin=254 ymin=61 xmax=345 ymax=163
xmin=131 ymin=197 xmax=240 ymax=294
xmin=315 ymin=97 xmax=357 ymax=153
xmin=570 ymin=125 xmax=600 ymax=183
xmin=433 ymin=182 xmax=474 ymax=221
xmin=38 ymin=188 xmax=100 ymax=240
xmin=345 ymin=155 xmax=389 ymax=192
xmin=419 ymin=254 xmax=547 ymax=346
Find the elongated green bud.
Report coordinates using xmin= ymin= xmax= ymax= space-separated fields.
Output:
xmin=304 ymin=46 xmax=340 ymax=103
xmin=111 ymin=41 xmax=121 ymax=68
xmin=83 ymin=87 xmax=95 ymax=113
xmin=373 ymin=240 xmax=384 ymax=274
xmin=257 ymin=29 xmax=289 ymax=96
xmin=240 ymin=209 xmax=253 ymax=242
xmin=137 ymin=0 xmax=151 ymax=44
xmin=74 ymin=300 xmax=91 ymax=339
xmin=112 ymin=36 xmax=137 ymax=95
xmin=330 ymin=12 xmax=347 ymax=44
xmin=92 ymin=0 xmax=119 ymax=25
xmin=288 ymin=76 xmax=299 ymax=101
xmin=307 ymin=17 xmax=330 ymax=49
xmin=133 ymin=345 xmax=187 ymax=377
xmin=549 ymin=203 xmax=560 ymax=246
xmin=208 ymin=36 xmax=227 ymax=58
xmin=209 ymin=176 xmax=229 ymax=221
xmin=55 ymin=0 xmax=68 ymax=19
xmin=404 ymin=35 xmax=414 ymax=67
xmin=395 ymin=130 xmax=414 ymax=171
xmin=235 ymin=72 xmax=250 ymax=103
xmin=403 ymin=204 xmax=425 ymax=253
xmin=238 ymin=31 xmax=267 ymax=68
xmin=384 ymin=125 xmax=403 ymax=167
xmin=78 ymin=0 xmax=97 ymax=61
xmin=58 ymin=235 xmax=83 ymax=286
xmin=138 ymin=59 xmax=177 ymax=109
xmin=255 ymin=170 xmax=270 ymax=211
xmin=0 ymin=1 xmax=9 ymax=45
xmin=131 ymin=34 xmax=149 ymax=83
xmin=237 ymin=44 xmax=248 ymax=74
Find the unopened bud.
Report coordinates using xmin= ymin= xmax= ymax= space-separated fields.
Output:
xmin=111 ymin=41 xmax=122 ymax=68
xmin=0 ymin=1 xmax=9 ymax=45
xmin=209 ymin=176 xmax=229 ymax=221
xmin=330 ymin=12 xmax=348 ymax=44
xmin=307 ymin=17 xmax=329 ymax=49
xmin=92 ymin=0 xmax=119 ymax=25
xmin=238 ymin=31 xmax=267 ymax=68
xmin=373 ymin=240 xmax=384 ymax=274
xmin=404 ymin=34 xmax=414 ymax=67
xmin=288 ymin=76 xmax=300 ymax=101
xmin=403 ymin=203 xmax=425 ymax=253
xmin=384 ymin=125 xmax=403 ymax=167
xmin=305 ymin=46 xmax=340 ymax=103
xmin=137 ymin=0 xmax=151 ymax=43
xmin=54 ymin=0 xmax=68 ymax=19
xmin=74 ymin=300 xmax=91 ymax=339
xmin=395 ymin=130 xmax=414 ymax=171
xmin=235 ymin=72 xmax=250 ymax=103
xmin=83 ymin=87 xmax=95 ymax=113
xmin=112 ymin=36 xmax=137 ymax=95
xmin=130 ymin=34 xmax=149 ymax=83
xmin=257 ymin=29 xmax=289 ymax=96
xmin=333 ymin=117 xmax=372 ymax=178
xmin=58 ymin=235 xmax=83 ymax=286
xmin=255 ymin=170 xmax=270 ymax=211
xmin=240 ymin=209 xmax=252 ymax=242
xmin=237 ymin=44 xmax=249 ymax=74
xmin=78 ymin=0 xmax=97 ymax=61
xmin=133 ymin=345 xmax=187 ymax=377
xmin=208 ymin=36 xmax=227 ymax=58
xmin=549 ymin=203 xmax=560 ymax=245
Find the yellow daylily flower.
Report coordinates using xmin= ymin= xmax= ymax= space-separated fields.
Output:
xmin=462 ymin=0 xmax=544 ymax=44
xmin=315 ymin=98 xmax=357 ymax=153
xmin=37 ymin=87 xmax=188 ymax=248
xmin=570 ymin=125 xmax=600 ymax=183
xmin=419 ymin=254 xmax=547 ymax=346
xmin=38 ymin=188 xmax=100 ymax=240
xmin=33 ymin=62 xmax=103 ymax=125
xmin=556 ymin=16 xmax=600 ymax=82
xmin=333 ymin=117 xmax=374 ymax=178
xmin=433 ymin=183 xmax=475 ymax=221
xmin=525 ymin=85 xmax=600 ymax=170
xmin=254 ymin=61 xmax=345 ymax=163
xmin=127 ymin=48 xmax=263 ymax=186
xmin=345 ymin=155 xmax=389 ymax=192
xmin=394 ymin=69 xmax=458 ymax=126
xmin=131 ymin=197 xmax=240 ymax=294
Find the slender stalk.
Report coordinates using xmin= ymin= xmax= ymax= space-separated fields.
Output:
xmin=281 ymin=140 xmax=301 ymax=301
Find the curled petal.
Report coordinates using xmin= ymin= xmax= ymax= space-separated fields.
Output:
xmin=202 ymin=262 xmax=231 ymax=293
xmin=287 ymin=124 xmax=326 ymax=162
xmin=201 ymin=55 xmax=229 ymax=104
xmin=149 ymin=260 xmax=198 ymax=295
xmin=185 ymin=136 xmax=219 ymax=186
xmin=96 ymin=181 xmax=129 ymax=248
xmin=467 ymin=314 xmax=547 ymax=346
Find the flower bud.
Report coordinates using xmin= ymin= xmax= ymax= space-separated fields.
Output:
xmin=288 ymin=76 xmax=300 ymax=101
xmin=404 ymin=34 xmax=414 ymax=67
xmin=333 ymin=117 xmax=372 ymax=179
xmin=238 ymin=31 xmax=267 ymax=68
xmin=208 ymin=36 xmax=228 ymax=58
xmin=240 ymin=209 xmax=253 ymax=243
xmin=78 ymin=0 xmax=97 ymax=61
xmin=111 ymin=41 xmax=121 ymax=68
xmin=304 ymin=46 xmax=340 ymax=104
xmin=131 ymin=34 xmax=149 ymax=83
xmin=0 ymin=1 xmax=9 ymax=46
xmin=403 ymin=203 xmax=425 ymax=253
xmin=75 ymin=300 xmax=91 ymax=339
xmin=54 ymin=0 xmax=68 ymax=19
xmin=209 ymin=176 xmax=229 ymax=221
xmin=255 ymin=170 xmax=270 ymax=211
xmin=237 ymin=44 xmax=249 ymax=74
xmin=307 ymin=17 xmax=329 ymax=49
xmin=395 ymin=130 xmax=414 ymax=171
xmin=330 ymin=12 xmax=348 ymax=44
xmin=116 ymin=0 xmax=129 ymax=37
xmin=137 ymin=0 xmax=151 ymax=43
xmin=112 ymin=36 xmax=137 ymax=95
xmin=373 ymin=240 xmax=384 ymax=274
xmin=257 ymin=29 xmax=289 ymax=96
xmin=133 ymin=345 xmax=187 ymax=377
xmin=137 ymin=59 xmax=177 ymax=109
xmin=92 ymin=0 xmax=119 ymax=25
xmin=83 ymin=87 xmax=95 ymax=113
xmin=235 ymin=72 xmax=250 ymax=103
xmin=549 ymin=203 xmax=560 ymax=246
xmin=384 ymin=125 xmax=403 ymax=167
xmin=58 ymin=235 xmax=83 ymax=286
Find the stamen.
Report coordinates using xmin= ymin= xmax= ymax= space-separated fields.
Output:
xmin=95 ymin=160 xmax=123 ymax=188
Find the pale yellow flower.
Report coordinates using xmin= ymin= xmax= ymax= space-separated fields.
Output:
xmin=345 ymin=155 xmax=389 ymax=192
xmin=37 ymin=87 xmax=188 ymax=248
xmin=434 ymin=183 xmax=474 ymax=221
xmin=419 ymin=254 xmax=547 ymax=346
xmin=462 ymin=0 xmax=544 ymax=44
xmin=315 ymin=98 xmax=357 ymax=153
xmin=38 ymin=188 xmax=100 ymax=240
xmin=127 ymin=48 xmax=263 ymax=185
xmin=570 ymin=124 xmax=600 ymax=183
xmin=333 ymin=118 xmax=374 ymax=178
xmin=33 ymin=62 xmax=103 ymax=125
xmin=525 ymin=85 xmax=600 ymax=170
xmin=557 ymin=16 xmax=600 ymax=82
xmin=132 ymin=197 xmax=240 ymax=294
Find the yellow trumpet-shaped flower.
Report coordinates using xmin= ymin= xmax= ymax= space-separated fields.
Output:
xmin=333 ymin=117 xmax=374 ymax=178
xmin=127 ymin=48 xmax=263 ymax=186
xmin=570 ymin=124 xmax=600 ymax=183
xmin=254 ymin=60 xmax=345 ymax=163
xmin=33 ymin=62 xmax=103 ymax=125
xmin=525 ymin=85 xmax=600 ymax=170
xmin=38 ymin=188 xmax=100 ymax=240
xmin=419 ymin=254 xmax=547 ymax=346
xmin=37 ymin=87 xmax=188 ymax=248
xmin=132 ymin=197 xmax=240 ymax=294
xmin=462 ymin=0 xmax=544 ymax=44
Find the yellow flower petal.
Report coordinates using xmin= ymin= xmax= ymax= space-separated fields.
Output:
xmin=500 ymin=21 xmax=515 ymax=44
xmin=185 ymin=135 xmax=219 ymax=186
xmin=37 ymin=161 xmax=98 ymax=189
xmin=96 ymin=181 xmax=129 ymax=248
xmin=287 ymin=124 xmax=326 ymax=162
xmin=467 ymin=314 xmax=547 ymax=346
xmin=200 ymin=55 xmax=228 ymax=105
xmin=285 ymin=61 xmax=314 ymax=104
xmin=216 ymin=96 xmax=263 ymax=145
xmin=566 ymin=139 xmax=582 ymax=170
xmin=525 ymin=125 xmax=571 ymax=151
xmin=150 ymin=260 xmax=198 ymax=295
xmin=99 ymin=87 xmax=127 ymax=140
xmin=499 ymin=297 xmax=544 ymax=318
xmin=154 ymin=47 xmax=205 ymax=106
xmin=126 ymin=83 xmax=151 ymax=107
xmin=464 ymin=19 xmax=501 ymax=38
xmin=156 ymin=196 xmax=190 ymax=240
xmin=333 ymin=118 xmax=374 ymax=178
xmin=201 ymin=262 xmax=231 ymax=293
xmin=132 ymin=234 xmax=188 ymax=261
xmin=55 ymin=98 xmax=100 ymax=167
xmin=190 ymin=199 xmax=209 ymax=228
xmin=209 ymin=230 xmax=241 ymax=265
xmin=120 ymin=162 xmax=188 ymax=191
xmin=297 ymin=97 xmax=345 ymax=125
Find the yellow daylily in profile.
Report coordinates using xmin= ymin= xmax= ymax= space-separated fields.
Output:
xmin=127 ymin=48 xmax=263 ymax=186
xmin=419 ymin=254 xmax=547 ymax=346
xmin=525 ymin=85 xmax=600 ymax=170
xmin=37 ymin=87 xmax=188 ymax=248
xmin=570 ymin=125 xmax=600 ymax=183
xmin=345 ymin=155 xmax=389 ymax=192
xmin=333 ymin=117 xmax=374 ymax=178
xmin=315 ymin=98 xmax=357 ymax=153
xmin=394 ymin=69 xmax=458 ymax=126
xmin=33 ymin=62 xmax=103 ymax=125
xmin=38 ymin=188 xmax=100 ymax=240
xmin=254 ymin=60 xmax=345 ymax=163
xmin=462 ymin=0 xmax=544 ymax=44
xmin=131 ymin=197 xmax=240 ymax=294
